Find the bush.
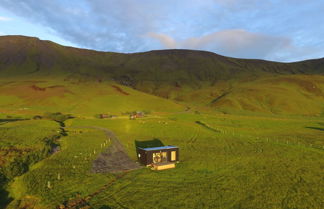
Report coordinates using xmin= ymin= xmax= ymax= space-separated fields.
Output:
xmin=43 ymin=112 xmax=73 ymax=123
xmin=32 ymin=115 xmax=42 ymax=120
xmin=1 ymin=134 xmax=60 ymax=180
xmin=94 ymin=114 xmax=101 ymax=119
xmin=143 ymin=110 xmax=151 ymax=115
xmin=2 ymin=160 xmax=28 ymax=179
xmin=0 ymin=172 xmax=6 ymax=186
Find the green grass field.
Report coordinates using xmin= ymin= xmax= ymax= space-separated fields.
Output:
xmin=1 ymin=111 xmax=323 ymax=208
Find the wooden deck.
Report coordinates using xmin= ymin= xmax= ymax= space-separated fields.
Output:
xmin=151 ymin=162 xmax=176 ymax=170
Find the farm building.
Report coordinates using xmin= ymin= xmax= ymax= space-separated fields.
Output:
xmin=136 ymin=145 xmax=179 ymax=170
xmin=129 ymin=111 xmax=145 ymax=120
xmin=99 ymin=114 xmax=110 ymax=119
xmin=99 ymin=114 xmax=117 ymax=119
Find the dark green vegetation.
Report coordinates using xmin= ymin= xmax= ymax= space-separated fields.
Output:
xmin=0 ymin=36 xmax=323 ymax=208
xmin=0 ymin=118 xmax=62 ymax=208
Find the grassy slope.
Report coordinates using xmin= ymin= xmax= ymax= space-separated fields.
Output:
xmin=182 ymin=74 xmax=324 ymax=115
xmin=5 ymin=113 xmax=323 ymax=208
xmin=7 ymin=127 xmax=113 ymax=209
xmin=0 ymin=35 xmax=324 ymax=115
xmin=0 ymin=75 xmax=323 ymax=117
xmin=0 ymin=79 xmax=184 ymax=116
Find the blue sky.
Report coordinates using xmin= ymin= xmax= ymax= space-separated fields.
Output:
xmin=0 ymin=0 xmax=323 ymax=62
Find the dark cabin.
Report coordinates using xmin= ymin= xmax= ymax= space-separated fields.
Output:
xmin=136 ymin=145 xmax=179 ymax=170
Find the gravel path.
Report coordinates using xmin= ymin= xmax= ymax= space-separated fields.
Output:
xmin=76 ymin=126 xmax=141 ymax=173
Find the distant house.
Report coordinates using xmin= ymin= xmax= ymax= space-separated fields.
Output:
xmin=99 ymin=114 xmax=117 ymax=119
xmin=136 ymin=145 xmax=179 ymax=170
xmin=129 ymin=111 xmax=145 ymax=120
xmin=99 ymin=114 xmax=110 ymax=119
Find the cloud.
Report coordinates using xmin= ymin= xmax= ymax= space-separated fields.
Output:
xmin=148 ymin=29 xmax=295 ymax=60
xmin=0 ymin=0 xmax=173 ymax=52
xmin=0 ymin=16 xmax=12 ymax=21
xmin=147 ymin=32 xmax=177 ymax=48
xmin=213 ymin=0 xmax=259 ymax=8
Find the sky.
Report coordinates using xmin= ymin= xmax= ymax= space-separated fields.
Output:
xmin=0 ymin=0 xmax=323 ymax=62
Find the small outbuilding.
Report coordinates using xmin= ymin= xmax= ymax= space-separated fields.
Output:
xmin=136 ymin=145 xmax=179 ymax=170
xmin=99 ymin=114 xmax=118 ymax=119
xmin=129 ymin=111 xmax=145 ymax=120
xmin=99 ymin=114 xmax=110 ymax=119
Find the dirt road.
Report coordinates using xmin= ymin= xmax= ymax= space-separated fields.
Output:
xmin=76 ymin=126 xmax=141 ymax=173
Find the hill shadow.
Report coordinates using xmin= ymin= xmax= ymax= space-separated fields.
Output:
xmin=135 ymin=138 xmax=165 ymax=148
xmin=0 ymin=188 xmax=13 ymax=208
xmin=98 ymin=205 xmax=112 ymax=209
xmin=306 ymin=126 xmax=324 ymax=131
xmin=0 ymin=118 xmax=27 ymax=125
xmin=195 ymin=121 xmax=220 ymax=133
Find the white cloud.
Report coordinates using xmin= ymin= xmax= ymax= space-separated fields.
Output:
xmin=0 ymin=16 xmax=12 ymax=21
xmin=148 ymin=29 xmax=300 ymax=60
xmin=147 ymin=32 xmax=177 ymax=48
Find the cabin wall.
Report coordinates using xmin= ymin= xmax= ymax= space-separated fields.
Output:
xmin=146 ymin=152 xmax=153 ymax=165
xmin=167 ymin=148 xmax=179 ymax=162
xmin=146 ymin=148 xmax=179 ymax=165
xmin=136 ymin=148 xmax=147 ymax=165
xmin=137 ymin=147 xmax=179 ymax=166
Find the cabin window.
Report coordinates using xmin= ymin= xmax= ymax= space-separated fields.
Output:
xmin=153 ymin=152 xmax=167 ymax=163
xmin=171 ymin=151 xmax=176 ymax=161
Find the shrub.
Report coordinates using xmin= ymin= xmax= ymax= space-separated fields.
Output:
xmin=43 ymin=112 xmax=73 ymax=123
xmin=2 ymin=159 xmax=28 ymax=179
xmin=94 ymin=114 xmax=101 ymax=119
xmin=32 ymin=115 xmax=42 ymax=120
xmin=0 ymin=172 xmax=6 ymax=186
xmin=143 ymin=110 xmax=151 ymax=115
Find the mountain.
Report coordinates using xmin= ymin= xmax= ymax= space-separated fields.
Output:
xmin=0 ymin=35 xmax=323 ymax=115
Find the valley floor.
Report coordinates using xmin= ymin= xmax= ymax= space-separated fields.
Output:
xmin=1 ymin=111 xmax=323 ymax=209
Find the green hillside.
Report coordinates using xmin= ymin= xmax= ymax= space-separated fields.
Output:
xmin=0 ymin=79 xmax=183 ymax=116
xmin=0 ymin=35 xmax=323 ymax=116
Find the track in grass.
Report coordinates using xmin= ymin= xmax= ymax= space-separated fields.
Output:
xmin=75 ymin=126 xmax=141 ymax=173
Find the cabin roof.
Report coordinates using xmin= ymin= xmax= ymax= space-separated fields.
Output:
xmin=138 ymin=145 xmax=178 ymax=151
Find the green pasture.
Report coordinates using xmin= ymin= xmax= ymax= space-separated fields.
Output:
xmin=2 ymin=112 xmax=322 ymax=208
xmin=6 ymin=127 xmax=113 ymax=208
xmin=0 ymin=79 xmax=184 ymax=116
xmin=0 ymin=120 xmax=59 ymax=148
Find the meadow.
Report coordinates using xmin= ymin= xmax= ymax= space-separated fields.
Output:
xmin=1 ymin=111 xmax=323 ymax=208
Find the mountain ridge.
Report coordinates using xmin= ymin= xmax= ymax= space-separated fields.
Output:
xmin=2 ymin=35 xmax=323 ymax=63
xmin=1 ymin=35 xmax=323 ymax=81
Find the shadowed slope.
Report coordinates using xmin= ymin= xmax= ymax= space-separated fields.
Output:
xmin=1 ymin=35 xmax=323 ymax=81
